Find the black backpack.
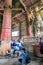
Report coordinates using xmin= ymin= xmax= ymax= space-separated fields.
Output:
xmin=26 ymin=53 xmax=31 ymax=63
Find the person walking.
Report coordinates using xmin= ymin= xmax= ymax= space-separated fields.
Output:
xmin=39 ymin=38 xmax=43 ymax=54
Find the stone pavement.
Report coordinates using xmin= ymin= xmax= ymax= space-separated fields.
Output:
xmin=0 ymin=56 xmax=43 ymax=65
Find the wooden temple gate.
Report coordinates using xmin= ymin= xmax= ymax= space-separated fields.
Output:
xmin=0 ymin=0 xmax=43 ymax=56
xmin=0 ymin=0 xmax=41 ymax=40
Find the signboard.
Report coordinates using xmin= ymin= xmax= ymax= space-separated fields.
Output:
xmin=23 ymin=37 xmax=39 ymax=43
xmin=12 ymin=31 xmax=19 ymax=36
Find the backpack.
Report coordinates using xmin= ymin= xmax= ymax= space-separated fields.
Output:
xmin=26 ymin=53 xmax=31 ymax=63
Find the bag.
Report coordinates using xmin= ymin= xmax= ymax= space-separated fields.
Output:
xmin=40 ymin=48 xmax=43 ymax=54
xmin=25 ymin=51 xmax=31 ymax=63
xmin=19 ymin=58 xmax=22 ymax=63
xmin=40 ymin=43 xmax=43 ymax=54
xmin=26 ymin=57 xmax=31 ymax=63
xmin=19 ymin=57 xmax=31 ymax=64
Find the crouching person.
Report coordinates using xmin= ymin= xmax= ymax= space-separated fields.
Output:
xmin=19 ymin=48 xmax=31 ymax=65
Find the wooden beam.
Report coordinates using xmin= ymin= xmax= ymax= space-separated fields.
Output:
xmin=0 ymin=8 xmax=4 ymax=10
xmin=0 ymin=8 xmax=24 ymax=14
xmin=0 ymin=12 xmax=3 ymax=15
xmin=12 ymin=12 xmax=26 ymax=22
xmin=12 ymin=13 xmax=23 ymax=19
xmin=12 ymin=8 xmax=24 ymax=11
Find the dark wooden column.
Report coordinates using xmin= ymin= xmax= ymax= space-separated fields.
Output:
xmin=25 ymin=11 xmax=33 ymax=37
xmin=26 ymin=16 xmax=30 ymax=36
xmin=19 ymin=22 xmax=22 ymax=39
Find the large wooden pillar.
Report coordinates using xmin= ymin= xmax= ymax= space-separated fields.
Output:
xmin=41 ymin=0 xmax=43 ymax=3
xmin=28 ymin=25 xmax=33 ymax=37
xmin=1 ymin=0 xmax=12 ymax=41
xmin=19 ymin=22 xmax=22 ymax=39
xmin=26 ymin=11 xmax=33 ymax=37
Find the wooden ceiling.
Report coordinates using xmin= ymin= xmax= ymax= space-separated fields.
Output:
xmin=12 ymin=0 xmax=41 ymax=24
xmin=12 ymin=12 xmax=26 ymax=23
xmin=0 ymin=0 xmax=42 ymax=25
xmin=20 ymin=0 xmax=41 ymax=7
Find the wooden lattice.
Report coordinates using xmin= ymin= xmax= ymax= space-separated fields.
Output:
xmin=13 ymin=12 xmax=26 ymax=23
xmin=20 ymin=0 xmax=41 ymax=8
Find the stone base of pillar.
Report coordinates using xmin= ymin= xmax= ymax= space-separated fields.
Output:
xmin=0 ymin=40 xmax=11 ymax=55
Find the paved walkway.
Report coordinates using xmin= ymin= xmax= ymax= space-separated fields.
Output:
xmin=0 ymin=55 xmax=43 ymax=65
xmin=0 ymin=57 xmax=43 ymax=65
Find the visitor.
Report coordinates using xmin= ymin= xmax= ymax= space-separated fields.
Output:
xmin=39 ymin=38 xmax=43 ymax=54
xmin=19 ymin=48 xmax=31 ymax=65
xmin=11 ymin=40 xmax=16 ymax=55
